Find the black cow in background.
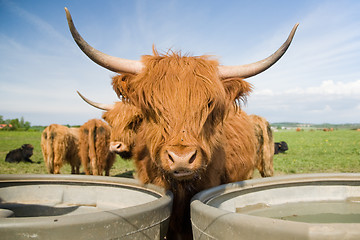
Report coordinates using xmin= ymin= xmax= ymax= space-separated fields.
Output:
xmin=5 ymin=144 xmax=34 ymax=163
xmin=274 ymin=141 xmax=288 ymax=154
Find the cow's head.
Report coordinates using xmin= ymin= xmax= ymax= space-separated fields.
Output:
xmin=66 ymin=8 xmax=298 ymax=180
xmin=123 ymin=52 xmax=233 ymax=180
xmin=103 ymin=102 xmax=142 ymax=159
xmin=77 ymin=91 xmax=142 ymax=159
xmin=21 ymin=144 xmax=34 ymax=158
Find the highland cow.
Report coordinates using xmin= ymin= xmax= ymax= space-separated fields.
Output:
xmin=249 ymin=114 xmax=274 ymax=177
xmin=41 ymin=124 xmax=81 ymax=174
xmin=77 ymin=91 xmax=142 ymax=160
xmin=78 ymin=119 xmax=116 ymax=176
xmin=66 ymin=8 xmax=298 ymax=239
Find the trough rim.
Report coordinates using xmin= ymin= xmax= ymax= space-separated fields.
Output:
xmin=191 ymin=173 xmax=360 ymax=240
xmin=0 ymin=174 xmax=173 ymax=231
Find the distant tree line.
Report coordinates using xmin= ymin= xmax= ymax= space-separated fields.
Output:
xmin=271 ymin=122 xmax=360 ymax=130
xmin=0 ymin=115 xmax=31 ymax=131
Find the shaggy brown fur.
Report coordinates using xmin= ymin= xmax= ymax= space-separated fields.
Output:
xmin=102 ymin=101 xmax=142 ymax=159
xmin=41 ymin=124 xmax=81 ymax=174
xmin=249 ymin=114 xmax=274 ymax=177
xmin=78 ymin=119 xmax=115 ymax=176
xmin=110 ymin=52 xmax=257 ymax=239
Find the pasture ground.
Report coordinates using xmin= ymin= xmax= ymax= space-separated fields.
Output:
xmin=0 ymin=129 xmax=359 ymax=176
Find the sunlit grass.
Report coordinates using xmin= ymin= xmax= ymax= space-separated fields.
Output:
xmin=273 ymin=129 xmax=360 ymax=174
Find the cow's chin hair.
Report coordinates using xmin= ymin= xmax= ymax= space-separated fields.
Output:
xmin=171 ymin=167 xmax=206 ymax=182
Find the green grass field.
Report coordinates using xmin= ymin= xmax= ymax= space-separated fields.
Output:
xmin=0 ymin=129 xmax=359 ymax=176
xmin=273 ymin=130 xmax=360 ymax=174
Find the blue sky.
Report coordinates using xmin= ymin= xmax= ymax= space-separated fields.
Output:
xmin=1 ymin=0 xmax=360 ymax=125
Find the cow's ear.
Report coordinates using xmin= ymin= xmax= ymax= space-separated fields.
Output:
xmin=112 ymin=74 xmax=135 ymax=100
xmin=222 ymin=77 xmax=253 ymax=103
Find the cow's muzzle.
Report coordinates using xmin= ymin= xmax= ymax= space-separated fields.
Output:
xmin=165 ymin=147 xmax=199 ymax=180
xmin=110 ymin=141 xmax=129 ymax=154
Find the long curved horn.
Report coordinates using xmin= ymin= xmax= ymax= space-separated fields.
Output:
xmin=65 ymin=8 xmax=144 ymax=74
xmin=77 ymin=91 xmax=114 ymax=111
xmin=218 ymin=23 xmax=299 ymax=79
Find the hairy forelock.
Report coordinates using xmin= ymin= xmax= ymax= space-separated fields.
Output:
xmin=126 ymin=52 xmax=227 ymax=135
xmin=102 ymin=102 xmax=142 ymax=143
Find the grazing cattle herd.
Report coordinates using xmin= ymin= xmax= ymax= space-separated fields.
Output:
xmin=38 ymin=120 xmax=116 ymax=176
xmin=2 ymin=8 xmax=298 ymax=240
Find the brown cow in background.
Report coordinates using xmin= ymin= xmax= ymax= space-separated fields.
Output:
xmin=102 ymin=101 xmax=142 ymax=160
xmin=66 ymin=8 xmax=297 ymax=239
xmin=77 ymin=92 xmax=142 ymax=160
xmin=249 ymin=114 xmax=274 ymax=177
xmin=78 ymin=119 xmax=116 ymax=176
xmin=41 ymin=124 xmax=81 ymax=174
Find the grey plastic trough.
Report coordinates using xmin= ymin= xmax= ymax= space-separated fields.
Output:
xmin=191 ymin=173 xmax=360 ymax=240
xmin=0 ymin=174 xmax=173 ymax=240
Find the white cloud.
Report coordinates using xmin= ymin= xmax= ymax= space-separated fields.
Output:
xmin=310 ymin=105 xmax=332 ymax=113
xmin=254 ymin=80 xmax=360 ymax=98
xmin=306 ymin=80 xmax=360 ymax=96
xmin=247 ymin=79 xmax=360 ymax=124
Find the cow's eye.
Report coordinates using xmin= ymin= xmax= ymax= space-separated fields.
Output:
xmin=207 ymin=100 xmax=214 ymax=109
xmin=128 ymin=119 xmax=137 ymax=130
xmin=128 ymin=116 xmax=143 ymax=131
